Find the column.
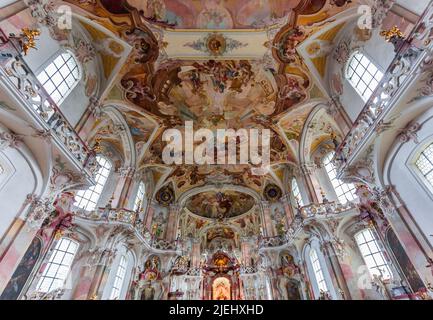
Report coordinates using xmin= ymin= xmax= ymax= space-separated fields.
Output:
xmin=143 ymin=199 xmax=156 ymax=231
xmin=280 ymin=194 xmax=294 ymax=226
xmin=321 ymin=240 xmax=352 ymax=300
xmin=300 ymin=162 xmax=321 ymax=204
xmin=259 ymin=201 xmax=275 ymax=237
xmin=72 ymin=246 xmax=117 ymax=300
xmin=112 ymin=166 xmax=136 ymax=208
xmin=191 ymin=239 xmax=201 ymax=268
xmin=373 ymin=186 xmax=433 ymax=285
xmin=165 ymin=204 xmax=180 ymax=242
xmin=328 ymin=98 xmax=352 ymax=135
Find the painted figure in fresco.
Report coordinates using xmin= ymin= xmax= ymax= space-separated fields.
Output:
xmin=0 ymin=237 xmax=42 ymax=300
xmin=281 ymin=252 xmax=300 ymax=277
xmin=286 ymin=280 xmax=301 ymax=300
xmin=141 ymin=281 xmax=155 ymax=300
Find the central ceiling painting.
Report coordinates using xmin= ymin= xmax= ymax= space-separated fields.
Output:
xmin=185 ymin=190 xmax=255 ymax=219
xmin=65 ymin=0 xmax=356 ymax=204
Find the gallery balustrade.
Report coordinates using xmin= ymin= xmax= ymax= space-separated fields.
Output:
xmin=0 ymin=32 xmax=96 ymax=176
xmin=335 ymin=2 xmax=433 ymax=172
xmin=74 ymin=207 xmax=178 ymax=251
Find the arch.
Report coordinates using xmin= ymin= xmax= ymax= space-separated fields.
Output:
xmin=0 ymin=125 xmax=46 ymax=239
xmin=302 ymin=237 xmax=336 ymax=299
xmin=102 ymin=105 xmax=137 ymax=167
xmin=380 ymin=98 xmax=433 ymax=251
xmin=299 ymin=101 xmax=344 ymax=165
xmin=178 ymin=184 xmax=262 ymax=207
xmin=102 ymin=243 xmax=136 ymax=300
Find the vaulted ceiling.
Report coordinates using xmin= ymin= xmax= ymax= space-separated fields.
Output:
xmin=65 ymin=0 xmax=358 ymax=203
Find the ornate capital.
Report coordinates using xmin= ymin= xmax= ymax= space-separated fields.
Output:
xmin=398 ymin=122 xmax=422 ymax=144
xmin=280 ymin=193 xmax=291 ymax=204
xmin=372 ymin=185 xmax=401 ymax=218
xmin=117 ymin=166 xmax=136 ymax=178
xmin=260 ymin=201 xmax=270 ymax=210
xmin=0 ymin=131 xmax=23 ymax=150
xmin=371 ymin=0 xmax=396 ymax=29
xmin=88 ymin=97 xmax=104 ymax=119
xmin=25 ymin=195 xmax=53 ymax=230
xmin=301 ymin=162 xmax=317 ymax=175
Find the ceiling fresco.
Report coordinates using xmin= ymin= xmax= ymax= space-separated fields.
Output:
xmin=185 ymin=190 xmax=255 ymax=219
xmin=64 ymin=0 xmax=358 ymax=210
xmin=100 ymin=0 xmax=316 ymax=29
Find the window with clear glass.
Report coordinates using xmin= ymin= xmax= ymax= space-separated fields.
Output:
xmin=309 ymin=249 xmax=328 ymax=293
xmin=355 ymin=228 xmax=392 ymax=280
xmin=415 ymin=143 xmax=433 ymax=189
xmin=323 ymin=152 xmax=357 ymax=204
xmin=36 ymin=238 xmax=79 ymax=293
xmin=37 ymin=51 xmax=80 ymax=105
xmin=291 ymin=178 xmax=304 ymax=207
xmin=346 ymin=51 xmax=384 ymax=102
xmin=109 ymin=255 xmax=127 ymax=300
xmin=133 ymin=181 xmax=145 ymax=211
xmin=74 ymin=156 xmax=112 ymax=211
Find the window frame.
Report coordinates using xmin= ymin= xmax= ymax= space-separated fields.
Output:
xmin=309 ymin=248 xmax=329 ymax=294
xmin=133 ymin=181 xmax=146 ymax=212
xmin=345 ymin=50 xmax=384 ymax=102
xmin=291 ymin=178 xmax=304 ymax=207
xmin=407 ymin=136 xmax=433 ymax=202
xmin=354 ymin=228 xmax=393 ymax=281
xmin=413 ymin=141 xmax=433 ymax=195
xmin=323 ymin=152 xmax=357 ymax=204
xmin=74 ymin=155 xmax=112 ymax=211
xmin=36 ymin=50 xmax=81 ymax=106
xmin=35 ymin=237 xmax=79 ymax=293
xmin=109 ymin=255 xmax=128 ymax=300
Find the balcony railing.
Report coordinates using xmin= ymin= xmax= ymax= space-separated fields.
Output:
xmin=300 ymin=200 xmax=357 ymax=218
xmin=74 ymin=207 xmax=178 ymax=251
xmin=335 ymin=2 xmax=433 ymax=170
xmin=0 ymin=37 xmax=95 ymax=174
xmin=259 ymin=201 xmax=358 ymax=249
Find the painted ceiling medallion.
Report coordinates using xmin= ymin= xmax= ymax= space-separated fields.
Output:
xmin=156 ymin=185 xmax=175 ymax=206
xmin=264 ymin=184 xmax=282 ymax=202
xmin=186 ymin=191 xmax=255 ymax=219
xmin=184 ymin=33 xmax=248 ymax=56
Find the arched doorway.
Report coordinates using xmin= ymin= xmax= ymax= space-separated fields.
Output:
xmin=212 ymin=277 xmax=231 ymax=300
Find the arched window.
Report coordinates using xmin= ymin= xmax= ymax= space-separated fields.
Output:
xmin=309 ymin=249 xmax=328 ymax=293
xmin=74 ymin=155 xmax=112 ymax=211
xmin=109 ymin=255 xmax=127 ymax=300
xmin=133 ymin=181 xmax=146 ymax=211
xmin=415 ymin=142 xmax=433 ymax=189
xmin=346 ymin=51 xmax=384 ymax=102
xmin=36 ymin=237 xmax=79 ymax=293
xmin=36 ymin=51 xmax=80 ymax=105
xmin=355 ymin=228 xmax=392 ymax=280
xmin=323 ymin=152 xmax=357 ymax=204
xmin=291 ymin=178 xmax=304 ymax=207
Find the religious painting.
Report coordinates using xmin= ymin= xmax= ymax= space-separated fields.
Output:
xmin=0 ymin=237 xmax=42 ymax=300
xmin=386 ymin=228 xmax=425 ymax=293
xmin=212 ymin=277 xmax=231 ymax=300
xmin=140 ymin=281 xmax=156 ymax=300
xmin=286 ymin=280 xmax=302 ymax=300
xmin=122 ymin=0 xmax=307 ymax=29
xmin=185 ymin=191 xmax=255 ymax=219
